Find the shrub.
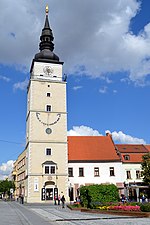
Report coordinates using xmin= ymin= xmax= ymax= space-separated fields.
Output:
xmin=80 ymin=184 xmax=120 ymax=208
xmin=73 ymin=202 xmax=81 ymax=208
xmin=140 ymin=203 xmax=150 ymax=212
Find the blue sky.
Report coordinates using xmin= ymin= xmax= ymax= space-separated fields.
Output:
xmin=0 ymin=0 xmax=150 ymax=178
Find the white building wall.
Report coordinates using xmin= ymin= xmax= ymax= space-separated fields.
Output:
xmin=68 ymin=162 xmax=124 ymax=199
xmin=123 ymin=163 xmax=143 ymax=184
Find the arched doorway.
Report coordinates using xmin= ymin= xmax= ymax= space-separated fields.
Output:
xmin=41 ymin=181 xmax=58 ymax=201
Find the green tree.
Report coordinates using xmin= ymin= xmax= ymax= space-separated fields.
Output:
xmin=0 ymin=179 xmax=15 ymax=196
xmin=141 ymin=153 xmax=150 ymax=184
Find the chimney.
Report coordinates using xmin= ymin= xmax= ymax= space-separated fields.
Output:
xmin=105 ymin=131 xmax=112 ymax=137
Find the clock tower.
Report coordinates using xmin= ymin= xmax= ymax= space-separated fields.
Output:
xmin=26 ymin=6 xmax=68 ymax=203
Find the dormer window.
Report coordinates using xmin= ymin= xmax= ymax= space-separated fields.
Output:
xmin=124 ymin=155 xmax=130 ymax=160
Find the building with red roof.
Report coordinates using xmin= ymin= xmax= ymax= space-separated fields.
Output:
xmin=115 ymin=144 xmax=149 ymax=202
xmin=68 ymin=137 xmax=149 ymax=202
xmin=68 ymin=135 xmax=125 ymax=199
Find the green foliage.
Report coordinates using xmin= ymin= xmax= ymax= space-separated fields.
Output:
xmin=72 ymin=203 xmax=81 ymax=208
xmin=80 ymin=184 xmax=120 ymax=208
xmin=141 ymin=153 xmax=150 ymax=184
xmin=140 ymin=203 xmax=150 ymax=212
xmin=0 ymin=179 xmax=15 ymax=195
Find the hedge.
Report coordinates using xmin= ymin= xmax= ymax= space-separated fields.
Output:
xmin=80 ymin=184 xmax=120 ymax=208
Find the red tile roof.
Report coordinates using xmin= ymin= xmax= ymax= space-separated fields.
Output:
xmin=145 ymin=145 xmax=150 ymax=152
xmin=116 ymin=144 xmax=148 ymax=163
xmin=68 ymin=136 xmax=120 ymax=162
xmin=116 ymin=144 xmax=148 ymax=153
xmin=121 ymin=153 xmax=146 ymax=163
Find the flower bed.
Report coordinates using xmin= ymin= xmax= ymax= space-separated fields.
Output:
xmin=68 ymin=201 xmax=150 ymax=217
xmin=108 ymin=205 xmax=140 ymax=211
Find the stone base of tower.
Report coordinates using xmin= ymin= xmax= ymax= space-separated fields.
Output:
xmin=25 ymin=174 xmax=69 ymax=203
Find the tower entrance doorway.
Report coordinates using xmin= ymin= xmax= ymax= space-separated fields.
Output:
xmin=41 ymin=181 xmax=58 ymax=201
xmin=45 ymin=188 xmax=53 ymax=200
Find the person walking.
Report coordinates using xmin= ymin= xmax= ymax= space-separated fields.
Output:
xmin=20 ymin=194 xmax=24 ymax=204
xmin=54 ymin=195 xmax=57 ymax=205
xmin=58 ymin=195 xmax=61 ymax=205
xmin=61 ymin=195 xmax=65 ymax=208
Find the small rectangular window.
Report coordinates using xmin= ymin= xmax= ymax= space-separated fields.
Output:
xmin=68 ymin=168 xmax=73 ymax=177
xmin=46 ymin=148 xmax=51 ymax=155
xmin=126 ymin=170 xmax=131 ymax=179
xmin=136 ymin=170 xmax=141 ymax=179
xmin=110 ymin=167 xmax=115 ymax=176
xmin=51 ymin=166 xmax=55 ymax=174
xmin=47 ymin=93 xmax=51 ymax=97
xmin=46 ymin=105 xmax=51 ymax=112
xmin=94 ymin=167 xmax=99 ymax=177
xmin=45 ymin=166 xmax=49 ymax=174
xmin=79 ymin=167 xmax=84 ymax=177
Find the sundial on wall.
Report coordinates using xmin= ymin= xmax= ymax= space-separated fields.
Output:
xmin=36 ymin=112 xmax=61 ymax=134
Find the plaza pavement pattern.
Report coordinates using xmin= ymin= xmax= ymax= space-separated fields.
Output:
xmin=0 ymin=200 xmax=150 ymax=225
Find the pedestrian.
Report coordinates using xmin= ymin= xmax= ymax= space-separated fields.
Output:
xmin=142 ymin=194 xmax=145 ymax=203
xmin=58 ymin=194 xmax=61 ymax=205
xmin=54 ymin=195 xmax=57 ymax=205
xmin=121 ymin=194 xmax=126 ymax=204
xmin=61 ymin=195 xmax=65 ymax=208
xmin=20 ymin=194 xmax=24 ymax=204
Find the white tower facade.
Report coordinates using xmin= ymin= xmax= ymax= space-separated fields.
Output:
xmin=25 ymin=7 xmax=68 ymax=203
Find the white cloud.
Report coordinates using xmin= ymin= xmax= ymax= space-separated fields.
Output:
xmin=113 ymin=89 xmax=118 ymax=94
xmin=105 ymin=77 xmax=113 ymax=84
xmin=99 ymin=86 xmax=107 ymax=94
xmin=0 ymin=0 xmax=150 ymax=85
xmin=107 ymin=130 xmax=146 ymax=144
xmin=68 ymin=125 xmax=102 ymax=136
xmin=13 ymin=78 xmax=28 ymax=91
xmin=0 ymin=160 xmax=14 ymax=180
xmin=68 ymin=126 xmax=146 ymax=144
xmin=0 ymin=75 xmax=10 ymax=82
xmin=73 ymin=86 xmax=83 ymax=91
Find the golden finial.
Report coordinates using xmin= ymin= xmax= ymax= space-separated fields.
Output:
xmin=46 ymin=5 xmax=49 ymax=14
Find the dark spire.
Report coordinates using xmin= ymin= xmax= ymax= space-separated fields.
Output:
xmin=34 ymin=5 xmax=59 ymax=62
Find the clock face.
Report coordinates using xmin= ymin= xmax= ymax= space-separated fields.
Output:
xmin=45 ymin=128 xmax=52 ymax=134
xmin=43 ymin=66 xmax=54 ymax=75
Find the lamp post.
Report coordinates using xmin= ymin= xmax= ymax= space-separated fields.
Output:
xmin=69 ymin=183 xmax=74 ymax=204
xmin=124 ymin=181 xmax=129 ymax=200
xmin=42 ymin=184 xmax=46 ymax=201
